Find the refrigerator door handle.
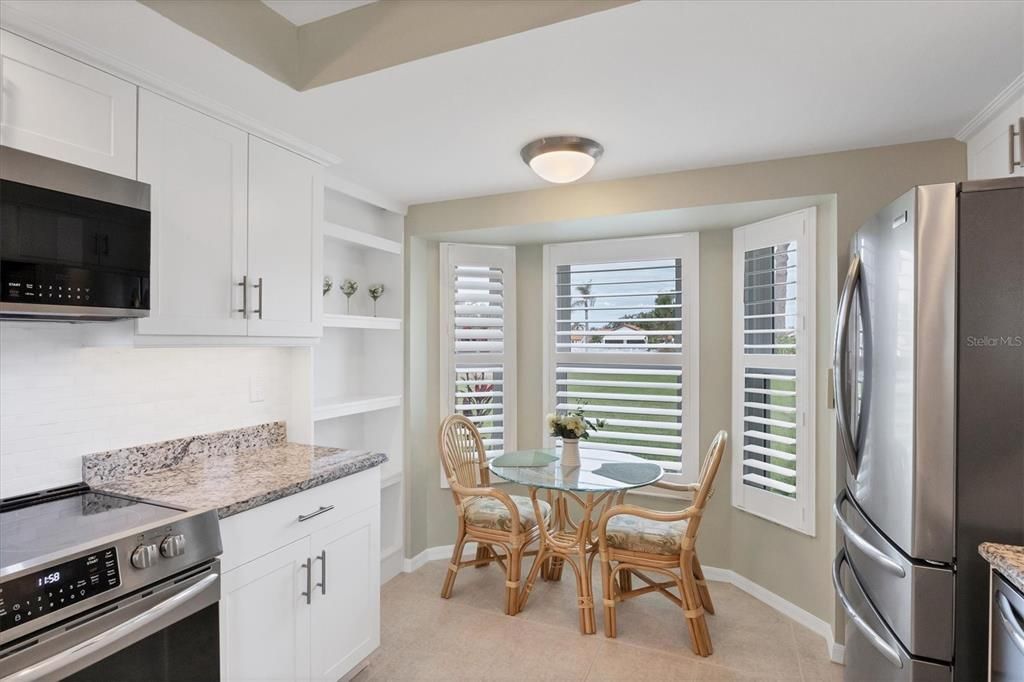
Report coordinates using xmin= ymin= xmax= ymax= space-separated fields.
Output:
xmin=833 ymin=549 xmax=904 ymax=669
xmin=833 ymin=254 xmax=861 ymax=474
xmin=833 ymin=491 xmax=906 ymax=578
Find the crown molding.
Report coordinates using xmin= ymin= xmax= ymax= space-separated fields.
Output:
xmin=0 ymin=4 xmax=341 ymax=167
xmin=956 ymin=71 xmax=1024 ymax=142
xmin=324 ymin=173 xmax=408 ymax=216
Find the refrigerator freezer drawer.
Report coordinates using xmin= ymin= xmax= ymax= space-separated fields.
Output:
xmin=834 ymin=550 xmax=952 ymax=682
xmin=991 ymin=572 xmax=1024 ymax=682
xmin=835 ymin=490 xmax=954 ymax=661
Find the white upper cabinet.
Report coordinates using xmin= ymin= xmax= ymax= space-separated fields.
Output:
xmin=0 ymin=30 xmax=137 ymax=178
xmin=966 ymin=91 xmax=1024 ymax=180
xmin=247 ymin=136 xmax=323 ymax=337
xmin=136 ymin=90 xmax=249 ymax=336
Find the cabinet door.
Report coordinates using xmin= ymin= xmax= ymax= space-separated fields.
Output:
xmin=136 ymin=90 xmax=248 ymax=336
xmin=967 ymin=94 xmax=1024 ymax=180
xmin=221 ymin=537 xmax=312 ymax=682
xmin=247 ymin=136 xmax=322 ymax=337
xmin=309 ymin=506 xmax=380 ymax=682
xmin=0 ymin=30 xmax=137 ymax=178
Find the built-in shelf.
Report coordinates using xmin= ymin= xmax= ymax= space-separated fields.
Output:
xmin=313 ymin=394 xmax=403 ymax=422
xmin=381 ymin=471 xmax=403 ymax=489
xmin=322 ymin=314 xmax=401 ymax=330
xmin=323 ymin=221 xmax=402 ymax=255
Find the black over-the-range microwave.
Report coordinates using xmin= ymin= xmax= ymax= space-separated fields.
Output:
xmin=0 ymin=145 xmax=151 ymax=320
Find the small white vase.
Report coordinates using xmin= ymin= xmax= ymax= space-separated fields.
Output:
xmin=560 ymin=438 xmax=581 ymax=467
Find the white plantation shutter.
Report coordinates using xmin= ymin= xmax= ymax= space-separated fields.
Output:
xmin=440 ymin=245 xmax=517 ymax=480
xmin=732 ymin=208 xmax=816 ymax=535
xmin=545 ymin=234 xmax=700 ymax=481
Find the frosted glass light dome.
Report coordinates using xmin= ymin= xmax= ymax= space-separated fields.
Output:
xmin=521 ymin=136 xmax=603 ymax=184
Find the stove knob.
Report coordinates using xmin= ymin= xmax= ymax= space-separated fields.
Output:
xmin=160 ymin=534 xmax=186 ymax=558
xmin=131 ymin=544 xmax=158 ymax=569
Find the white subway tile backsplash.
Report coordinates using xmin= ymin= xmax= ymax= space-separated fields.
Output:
xmin=0 ymin=323 xmax=294 ymax=497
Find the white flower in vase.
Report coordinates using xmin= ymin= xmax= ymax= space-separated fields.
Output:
xmin=367 ymin=284 xmax=385 ymax=317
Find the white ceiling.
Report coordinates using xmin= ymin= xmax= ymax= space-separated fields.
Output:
xmin=2 ymin=1 xmax=1022 ymax=206
xmin=262 ymin=0 xmax=375 ymax=26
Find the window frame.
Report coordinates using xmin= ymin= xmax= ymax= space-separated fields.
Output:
xmin=439 ymin=243 xmax=518 ymax=487
xmin=543 ymin=233 xmax=701 ymax=486
xmin=730 ymin=208 xmax=816 ymax=536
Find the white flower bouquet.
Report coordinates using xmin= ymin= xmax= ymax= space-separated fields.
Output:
xmin=546 ymin=406 xmax=604 ymax=441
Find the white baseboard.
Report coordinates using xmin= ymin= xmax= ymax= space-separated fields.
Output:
xmin=402 ymin=543 xmax=843 ymax=664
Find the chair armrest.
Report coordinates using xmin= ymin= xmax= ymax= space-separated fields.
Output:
xmin=449 ymin=480 xmax=523 ymax=531
xmin=652 ymin=480 xmax=699 ymax=493
xmin=597 ymin=502 xmax=698 ymax=546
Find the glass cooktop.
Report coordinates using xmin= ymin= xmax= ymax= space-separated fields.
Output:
xmin=0 ymin=485 xmax=183 ymax=572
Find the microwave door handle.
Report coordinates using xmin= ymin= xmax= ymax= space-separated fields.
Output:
xmin=3 ymin=572 xmax=219 ymax=682
xmin=832 ymin=550 xmax=904 ymax=669
xmin=833 ymin=254 xmax=861 ymax=475
xmin=832 ymin=491 xmax=906 ymax=578
xmin=996 ymin=593 xmax=1024 ymax=655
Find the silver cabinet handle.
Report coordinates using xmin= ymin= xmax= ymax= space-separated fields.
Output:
xmin=832 ymin=549 xmax=904 ymax=669
xmin=297 ymin=505 xmax=334 ymax=522
xmin=252 ymin=276 xmax=263 ymax=319
xmin=5 ymin=573 xmax=219 ymax=682
xmin=833 ymin=254 xmax=861 ymax=475
xmin=236 ymin=275 xmax=248 ymax=318
xmin=315 ymin=549 xmax=326 ymax=595
xmin=997 ymin=592 xmax=1024 ymax=655
xmin=1010 ymin=118 xmax=1023 ymax=175
xmin=833 ymin=491 xmax=906 ymax=578
xmin=301 ymin=559 xmax=312 ymax=605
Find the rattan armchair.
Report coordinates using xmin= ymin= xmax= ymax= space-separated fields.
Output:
xmin=597 ymin=430 xmax=728 ymax=656
xmin=438 ymin=414 xmax=549 ymax=616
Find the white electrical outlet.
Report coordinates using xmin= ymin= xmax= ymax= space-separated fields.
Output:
xmin=249 ymin=376 xmax=265 ymax=403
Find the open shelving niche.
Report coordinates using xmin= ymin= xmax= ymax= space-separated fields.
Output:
xmin=308 ymin=182 xmax=405 ymax=583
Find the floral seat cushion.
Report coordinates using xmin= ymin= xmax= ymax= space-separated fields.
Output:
xmin=463 ymin=495 xmax=551 ymax=532
xmin=605 ymin=514 xmax=689 ymax=555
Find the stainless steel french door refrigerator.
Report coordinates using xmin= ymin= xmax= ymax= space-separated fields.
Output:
xmin=832 ymin=177 xmax=1023 ymax=681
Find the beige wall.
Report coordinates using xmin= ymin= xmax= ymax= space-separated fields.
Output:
xmin=403 ymin=139 xmax=966 ymax=629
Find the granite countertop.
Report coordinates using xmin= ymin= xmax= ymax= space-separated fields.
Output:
xmin=84 ymin=423 xmax=387 ymax=518
xmin=979 ymin=542 xmax=1024 ymax=593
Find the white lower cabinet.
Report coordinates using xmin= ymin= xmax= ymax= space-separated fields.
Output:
xmin=219 ymin=470 xmax=381 ymax=682
xmin=310 ymin=508 xmax=381 ymax=681
xmin=222 ymin=538 xmax=312 ymax=681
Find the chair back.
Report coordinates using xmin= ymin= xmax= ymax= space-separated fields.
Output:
xmin=438 ymin=414 xmax=491 ymax=493
xmin=684 ymin=430 xmax=728 ymax=544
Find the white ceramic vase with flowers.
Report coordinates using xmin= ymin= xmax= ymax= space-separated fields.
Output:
xmin=546 ymin=407 xmax=605 ymax=467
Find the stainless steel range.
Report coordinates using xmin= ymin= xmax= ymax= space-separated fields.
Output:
xmin=0 ymin=484 xmax=221 ymax=681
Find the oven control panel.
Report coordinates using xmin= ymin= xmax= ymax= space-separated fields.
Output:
xmin=0 ymin=547 xmax=120 ymax=631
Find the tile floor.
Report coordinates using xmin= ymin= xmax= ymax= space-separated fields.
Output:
xmin=358 ymin=558 xmax=844 ymax=681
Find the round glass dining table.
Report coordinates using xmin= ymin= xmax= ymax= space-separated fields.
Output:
xmin=489 ymin=446 xmax=663 ymax=634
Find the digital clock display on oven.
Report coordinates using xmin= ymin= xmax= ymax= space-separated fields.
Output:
xmin=0 ymin=547 xmax=120 ymax=631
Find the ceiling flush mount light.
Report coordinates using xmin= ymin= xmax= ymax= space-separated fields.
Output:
xmin=520 ymin=136 xmax=604 ymax=184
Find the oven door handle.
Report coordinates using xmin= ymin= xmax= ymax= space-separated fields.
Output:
xmin=2 ymin=573 xmax=219 ymax=682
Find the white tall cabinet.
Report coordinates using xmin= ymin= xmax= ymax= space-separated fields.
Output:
xmin=0 ymin=30 xmax=137 ymax=178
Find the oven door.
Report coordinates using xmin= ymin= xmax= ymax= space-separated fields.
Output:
xmin=0 ymin=562 xmax=219 ymax=682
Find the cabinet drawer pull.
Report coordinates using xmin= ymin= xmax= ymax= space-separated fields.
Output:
xmin=252 ymin=277 xmax=263 ymax=319
xmin=314 ymin=550 xmax=326 ymax=595
xmin=301 ymin=558 xmax=312 ymax=605
xmin=236 ymin=275 xmax=248 ymax=318
xmin=1011 ymin=118 xmax=1023 ymax=174
xmin=297 ymin=505 xmax=334 ymax=522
